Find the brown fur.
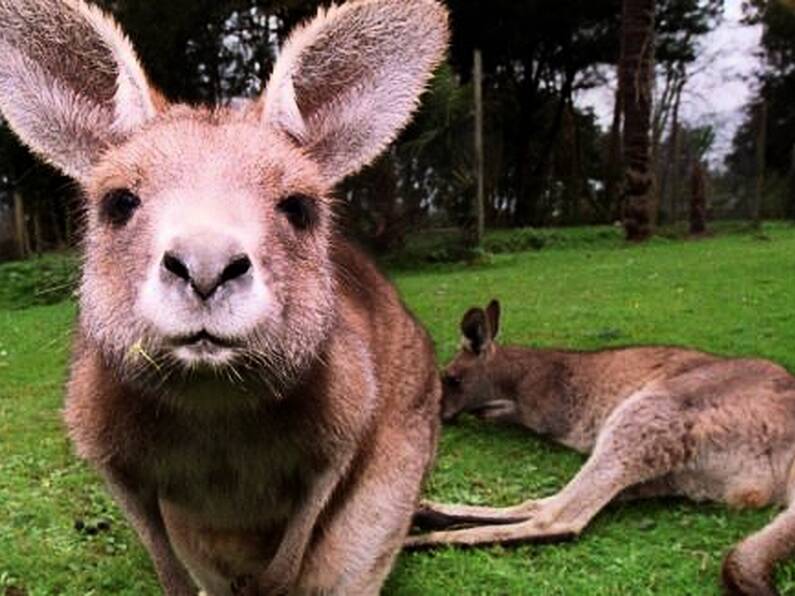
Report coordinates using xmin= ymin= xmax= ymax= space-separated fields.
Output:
xmin=410 ymin=300 xmax=795 ymax=596
xmin=0 ymin=1 xmax=448 ymax=594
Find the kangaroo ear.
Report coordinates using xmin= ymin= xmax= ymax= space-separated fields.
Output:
xmin=485 ymin=299 xmax=501 ymax=340
xmin=0 ymin=0 xmax=158 ymax=182
xmin=460 ymin=307 xmax=489 ymax=355
xmin=263 ymin=0 xmax=449 ymax=185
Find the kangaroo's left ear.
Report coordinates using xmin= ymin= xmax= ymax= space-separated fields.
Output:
xmin=262 ymin=0 xmax=449 ymax=186
xmin=460 ymin=307 xmax=490 ymax=355
xmin=485 ymin=299 xmax=501 ymax=341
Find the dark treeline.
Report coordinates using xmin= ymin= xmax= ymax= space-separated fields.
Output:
xmin=1 ymin=0 xmax=762 ymax=259
xmin=726 ymin=0 xmax=795 ymax=222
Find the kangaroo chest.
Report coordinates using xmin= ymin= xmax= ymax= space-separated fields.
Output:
xmin=118 ymin=402 xmax=323 ymax=528
xmin=165 ymin=431 xmax=309 ymax=523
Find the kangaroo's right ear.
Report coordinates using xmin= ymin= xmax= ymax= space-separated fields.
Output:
xmin=0 ymin=0 xmax=158 ymax=182
xmin=460 ymin=307 xmax=489 ymax=355
xmin=485 ymin=299 xmax=501 ymax=340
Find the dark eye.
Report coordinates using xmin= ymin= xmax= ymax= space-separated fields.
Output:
xmin=100 ymin=189 xmax=141 ymax=226
xmin=277 ymin=194 xmax=316 ymax=230
xmin=443 ymin=373 xmax=462 ymax=389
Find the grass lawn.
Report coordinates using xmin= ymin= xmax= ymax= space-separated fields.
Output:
xmin=2 ymin=223 xmax=795 ymax=594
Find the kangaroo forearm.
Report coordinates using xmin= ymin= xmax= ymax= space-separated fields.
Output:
xmin=255 ymin=463 xmax=351 ymax=593
xmin=101 ymin=468 xmax=196 ymax=596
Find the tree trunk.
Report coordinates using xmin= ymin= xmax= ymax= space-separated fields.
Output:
xmin=368 ymin=154 xmax=402 ymax=253
xmin=620 ymin=0 xmax=655 ymax=242
xmin=788 ymin=144 xmax=795 ymax=221
xmin=689 ymin=161 xmax=707 ymax=235
xmin=661 ymin=83 xmax=684 ymax=224
xmin=514 ymin=69 xmax=575 ymax=227
xmin=752 ymin=100 xmax=766 ymax=229
xmin=511 ymin=69 xmax=539 ymax=227
xmin=605 ymin=84 xmax=624 ymax=221
xmin=572 ymin=101 xmax=586 ymax=223
xmin=559 ymin=102 xmax=581 ymax=224
xmin=13 ymin=190 xmax=30 ymax=259
xmin=669 ymin=123 xmax=683 ymax=222
xmin=32 ymin=206 xmax=43 ymax=255
xmin=49 ymin=204 xmax=64 ymax=249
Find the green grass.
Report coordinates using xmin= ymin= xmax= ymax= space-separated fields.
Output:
xmin=2 ymin=223 xmax=795 ymax=594
xmin=0 ymin=252 xmax=79 ymax=311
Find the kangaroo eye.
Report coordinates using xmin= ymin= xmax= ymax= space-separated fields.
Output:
xmin=101 ymin=189 xmax=141 ymax=227
xmin=277 ymin=194 xmax=317 ymax=230
xmin=443 ymin=374 xmax=462 ymax=389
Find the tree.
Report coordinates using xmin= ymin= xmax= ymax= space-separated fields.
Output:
xmin=613 ymin=0 xmax=722 ymax=228
xmin=728 ymin=1 xmax=795 ymax=220
xmin=752 ymin=100 xmax=767 ymax=228
xmin=620 ymin=0 xmax=656 ymax=241
xmin=689 ymin=160 xmax=707 ymax=234
xmin=444 ymin=0 xmax=623 ymax=226
xmin=472 ymin=49 xmax=485 ymax=248
xmin=652 ymin=0 xmax=722 ymax=167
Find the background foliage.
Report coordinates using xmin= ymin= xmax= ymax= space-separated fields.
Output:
xmin=1 ymin=0 xmax=762 ymax=260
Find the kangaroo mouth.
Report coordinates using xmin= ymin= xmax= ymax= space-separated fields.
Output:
xmin=172 ymin=330 xmax=240 ymax=349
xmin=470 ymin=403 xmax=500 ymax=416
xmin=442 ymin=403 xmax=498 ymax=423
xmin=468 ymin=399 xmax=516 ymax=419
xmin=442 ymin=401 xmax=506 ymax=423
xmin=164 ymin=330 xmax=245 ymax=369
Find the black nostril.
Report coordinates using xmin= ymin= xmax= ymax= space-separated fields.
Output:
xmin=163 ymin=252 xmax=191 ymax=282
xmin=220 ymin=255 xmax=252 ymax=285
xmin=161 ymin=248 xmax=250 ymax=301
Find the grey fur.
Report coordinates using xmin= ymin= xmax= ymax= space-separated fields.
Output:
xmin=412 ymin=300 xmax=795 ymax=595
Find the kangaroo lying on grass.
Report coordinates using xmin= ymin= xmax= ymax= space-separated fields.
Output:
xmin=409 ymin=300 xmax=795 ymax=596
xmin=0 ymin=0 xmax=448 ymax=594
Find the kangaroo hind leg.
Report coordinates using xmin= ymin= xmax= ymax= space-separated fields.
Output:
xmin=407 ymin=391 xmax=694 ymax=548
xmin=722 ymin=479 xmax=795 ymax=596
xmin=412 ymin=499 xmax=540 ymax=531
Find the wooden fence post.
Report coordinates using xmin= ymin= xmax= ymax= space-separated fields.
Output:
xmin=473 ymin=48 xmax=485 ymax=247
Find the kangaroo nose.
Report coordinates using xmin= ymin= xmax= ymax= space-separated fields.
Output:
xmin=161 ymin=239 xmax=252 ymax=300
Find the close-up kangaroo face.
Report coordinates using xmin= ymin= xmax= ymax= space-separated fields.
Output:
xmin=441 ymin=300 xmax=502 ymax=421
xmin=0 ymin=0 xmax=449 ymax=402
xmin=81 ymin=109 xmax=334 ymax=391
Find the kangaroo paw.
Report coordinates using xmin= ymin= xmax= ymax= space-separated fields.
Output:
xmin=721 ymin=548 xmax=779 ymax=596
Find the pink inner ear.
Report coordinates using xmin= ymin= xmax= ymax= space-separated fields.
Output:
xmin=261 ymin=0 xmax=449 ymax=185
xmin=0 ymin=0 xmax=157 ymax=181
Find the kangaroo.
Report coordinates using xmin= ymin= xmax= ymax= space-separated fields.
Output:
xmin=0 ymin=1 xmax=448 ymax=594
xmin=409 ymin=300 xmax=795 ymax=596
